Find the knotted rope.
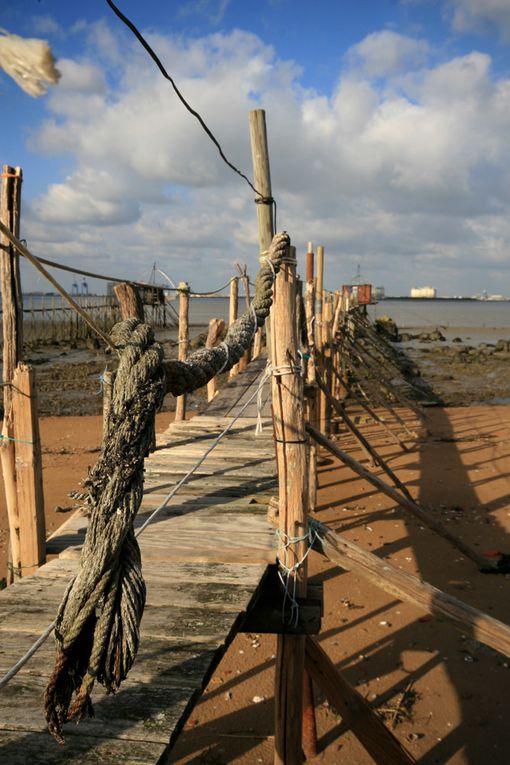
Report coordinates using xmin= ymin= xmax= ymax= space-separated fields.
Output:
xmin=44 ymin=231 xmax=290 ymax=743
xmin=45 ymin=320 xmax=166 ymax=742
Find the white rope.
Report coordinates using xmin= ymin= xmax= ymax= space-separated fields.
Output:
xmin=0 ymin=365 xmax=272 ymax=691
xmin=216 ymin=341 xmax=230 ymax=376
xmin=275 ymin=527 xmax=319 ymax=627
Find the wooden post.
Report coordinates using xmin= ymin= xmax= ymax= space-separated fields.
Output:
xmin=174 ymin=282 xmax=190 ymax=422
xmin=228 ymin=276 xmax=240 ymax=379
xmin=236 ymin=264 xmax=251 ymax=372
xmin=206 ymin=318 xmax=225 ymax=402
xmin=249 ymin=109 xmax=275 ymax=361
xmin=304 ymin=244 xmax=317 ymax=515
xmin=113 ymin=282 xmax=145 ymax=321
xmin=322 ymin=295 xmax=333 ymax=436
xmin=1 ymin=165 xmax=23 ymax=581
xmin=271 ymin=244 xmax=308 ymax=765
xmin=12 ymin=364 xmax=46 ymax=576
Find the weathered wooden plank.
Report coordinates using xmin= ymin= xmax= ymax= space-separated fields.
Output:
xmin=0 ymin=730 xmax=165 ymax=765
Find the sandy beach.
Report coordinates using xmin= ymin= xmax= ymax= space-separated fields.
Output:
xmin=1 ymin=325 xmax=510 ymax=763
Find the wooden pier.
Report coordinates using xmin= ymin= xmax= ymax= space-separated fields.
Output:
xmin=0 ymin=358 xmax=278 ymax=764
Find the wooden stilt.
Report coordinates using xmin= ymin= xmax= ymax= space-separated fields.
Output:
xmin=174 ymin=282 xmax=190 ymax=422
xmin=305 ymin=637 xmax=415 ymax=765
xmin=1 ymin=165 xmax=23 ymax=582
xmin=113 ymin=282 xmax=145 ymax=321
xmin=228 ymin=276 xmax=240 ymax=379
xmin=12 ymin=364 xmax=46 ymax=576
xmin=206 ymin=318 xmax=225 ymax=401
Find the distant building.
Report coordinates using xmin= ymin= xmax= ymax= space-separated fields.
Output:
xmin=373 ymin=286 xmax=385 ymax=300
xmin=410 ymin=286 xmax=436 ymax=299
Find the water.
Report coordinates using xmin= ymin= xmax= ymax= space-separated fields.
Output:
xmin=368 ymin=299 xmax=510 ymax=330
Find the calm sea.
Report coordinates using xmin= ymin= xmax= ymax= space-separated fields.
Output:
xmin=5 ymin=294 xmax=509 ymax=337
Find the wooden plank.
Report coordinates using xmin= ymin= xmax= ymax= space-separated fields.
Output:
xmin=12 ymin=364 xmax=46 ymax=575
xmin=305 ymin=637 xmax=415 ymax=765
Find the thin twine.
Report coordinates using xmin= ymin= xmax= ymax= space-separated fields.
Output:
xmin=250 ymin=303 xmax=258 ymax=342
xmin=275 ymin=527 xmax=319 ymax=627
xmin=260 ymin=255 xmax=276 ymax=280
xmin=0 ymin=364 xmax=272 ymax=691
xmin=0 ymin=433 xmax=34 ymax=445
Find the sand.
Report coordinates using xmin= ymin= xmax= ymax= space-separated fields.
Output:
xmin=1 ymin=337 xmax=510 ymax=763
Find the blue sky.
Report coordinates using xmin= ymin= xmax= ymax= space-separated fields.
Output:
xmin=2 ymin=0 xmax=510 ymax=295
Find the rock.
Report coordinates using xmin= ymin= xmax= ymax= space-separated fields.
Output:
xmin=375 ymin=316 xmax=399 ymax=341
xmin=452 ymin=337 xmax=462 ymax=343
xmin=429 ymin=328 xmax=446 ymax=342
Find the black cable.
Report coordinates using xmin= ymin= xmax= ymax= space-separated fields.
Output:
xmin=106 ymin=0 xmax=272 ymax=208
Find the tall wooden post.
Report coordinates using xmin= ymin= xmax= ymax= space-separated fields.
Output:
xmin=12 ymin=364 xmax=46 ymax=576
xmin=228 ymin=276 xmax=240 ymax=379
xmin=249 ymin=109 xmax=275 ymax=361
xmin=271 ymin=245 xmax=308 ymax=765
xmin=1 ymin=166 xmax=23 ymax=580
xmin=174 ymin=282 xmax=190 ymax=422
xmin=304 ymin=244 xmax=317 ymax=514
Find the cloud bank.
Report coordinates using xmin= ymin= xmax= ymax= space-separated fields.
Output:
xmin=23 ymin=21 xmax=510 ymax=295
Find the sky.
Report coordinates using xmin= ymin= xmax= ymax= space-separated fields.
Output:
xmin=1 ymin=0 xmax=510 ymax=297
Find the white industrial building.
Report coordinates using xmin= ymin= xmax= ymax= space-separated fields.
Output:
xmin=410 ymin=286 xmax=437 ymax=298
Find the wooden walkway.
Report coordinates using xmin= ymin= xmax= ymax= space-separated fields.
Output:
xmin=0 ymin=358 xmax=277 ymax=764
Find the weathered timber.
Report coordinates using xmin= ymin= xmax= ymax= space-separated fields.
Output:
xmin=310 ymin=518 xmax=510 ymax=659
xmin=11 ymin=364 xmax=46 ymax=575
xmin=307 ymin=423 xmax=502 ymax=571
xmin=113 ymin=282 xmax=145 ymax=321
xmin=174 ymin=282 xmax=190 ymax=422
xmin=305 ymin=637 xmax=415 ymax=765
xmin=206 ymin=318 xmax=225 ymax=401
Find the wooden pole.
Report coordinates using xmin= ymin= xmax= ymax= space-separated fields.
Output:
xmin=1 ymin=165 xmax=23 ymax=581
xmin=249 ymin=109 xmax=275 ymax=361
xmin=236 ymin=264 xmax=251 ymax=372
xmin=307 ymin=423 xmax=499 ymax=571
xmin=271 ymin=244 xmax=308 ymax=765
xmin=249 ymin=109 xmax=274 ymax=251
xmin=304 ymin=243 xmax=317 ymax=515
xmin=305 ymin=637 xmax=415 ymax=765
xmin=113 ymin=282 xmax=145 ymax=321
xmin=310 ymin=518 xmax=510 ymax=660
xmin=174 ymin=282 xmax=190 ymax=422
xmin=228 ymin=276 xmax=240 ymax=379
xmin=12 ymin=364 xmax=46 ymax=576
xmin=206 ymin=318 xmax=225 ymax=402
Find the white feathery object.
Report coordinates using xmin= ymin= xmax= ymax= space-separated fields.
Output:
xmin=0 ymin=29 xmax=60 ymax=97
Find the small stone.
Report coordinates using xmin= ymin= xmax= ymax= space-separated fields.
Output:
xmin=252 ymin=695 xmax=265 ymax=704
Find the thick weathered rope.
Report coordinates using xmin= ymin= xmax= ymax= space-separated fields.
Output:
xmin=44 ymin=320 xmax=166 ymax=742
xmin=162 ymin=231 xmax=290 ymax=395
xmin=44 ymin=231 xmax=290 ymax=743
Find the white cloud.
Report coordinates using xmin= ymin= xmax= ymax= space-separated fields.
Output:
xmin=22 ymin=23 xmax=510 ymax=295
xmin=448 ymin=0 xmax=510 ymax=39
xmin=347 ymin=30 xmax=430 ymax=77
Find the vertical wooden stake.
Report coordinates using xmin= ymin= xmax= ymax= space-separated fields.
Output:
xmin=229 ymin=276 xmax=240 ymax=379
xmin=304 ymin=244 xmax=318 ymax=514
xmin=12 ymin=364 xmax=46 ymax=576
xmin=174 ymin=282 xmax=190 ymax=422
xmin=206 ymin=318 xmax=225 ymax=402
xmin=113 ymin=282 xmax=145 ymax=321
xmin=271 ymin=245 xmax=308 ymax=765
xmin=1 ymin=165 xmax=23 ymax=581
xmin=249 ymin=109 xmax=275 ymax=362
